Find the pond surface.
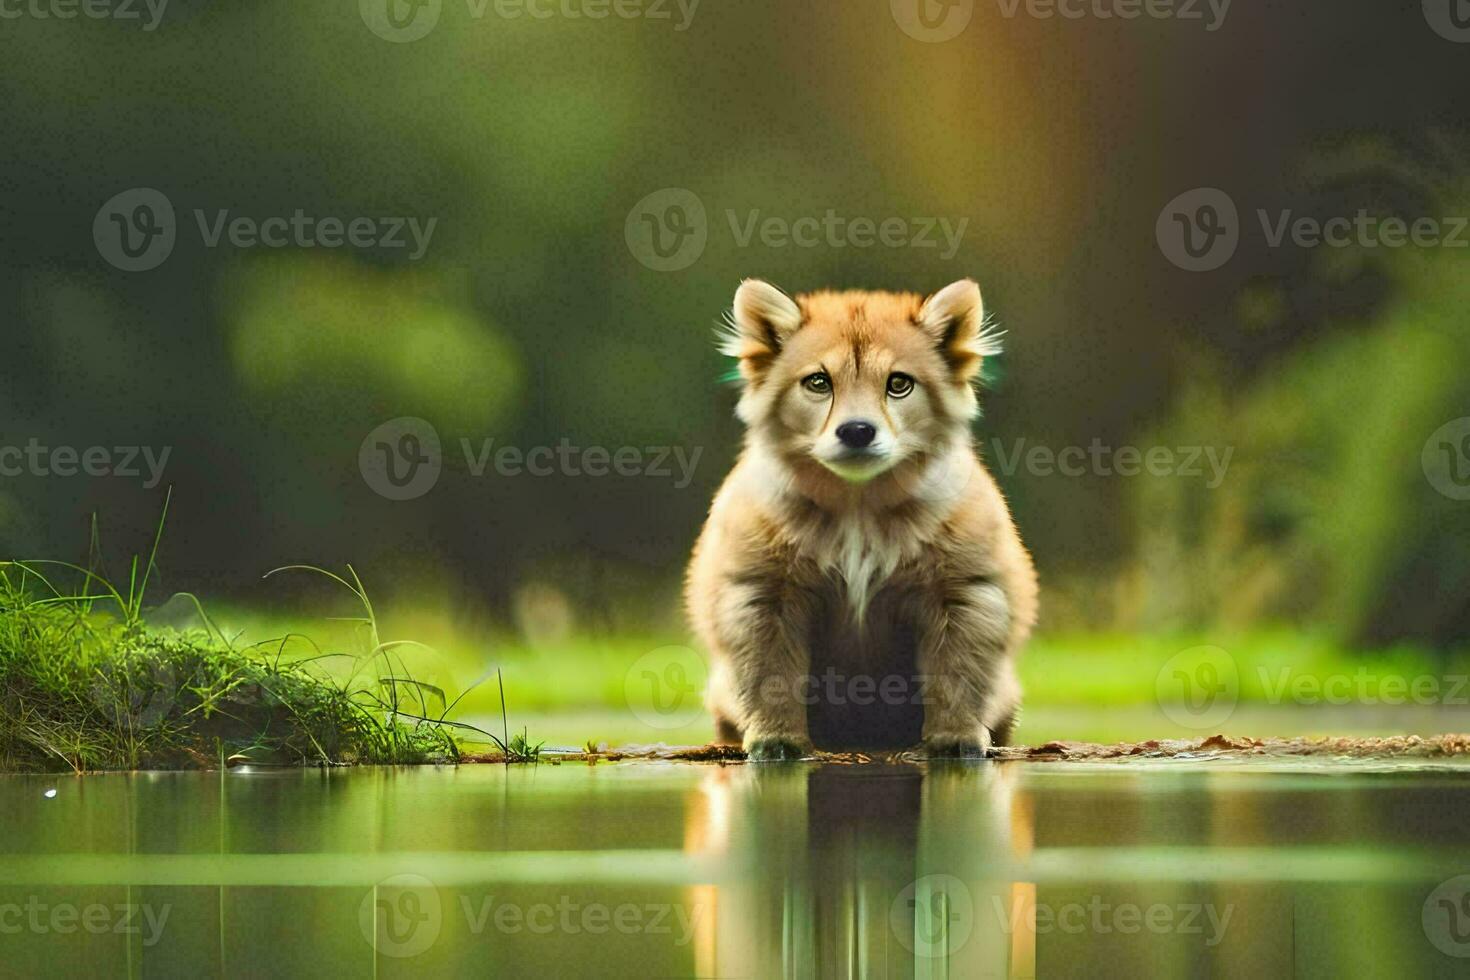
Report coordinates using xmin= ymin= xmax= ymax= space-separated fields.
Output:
xmin=4 ymin=759 xmax=1470 ymax=978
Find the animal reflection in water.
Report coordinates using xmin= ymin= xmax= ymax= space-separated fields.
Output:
xmin=681 ymin=763 xmax=1034 ymax=978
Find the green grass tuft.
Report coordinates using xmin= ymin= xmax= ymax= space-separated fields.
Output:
xmin=0 ymin=500 xmax=524 ymax=773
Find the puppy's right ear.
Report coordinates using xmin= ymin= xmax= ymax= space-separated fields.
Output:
xmin=719 ymin=279 xmax=802 ymax=381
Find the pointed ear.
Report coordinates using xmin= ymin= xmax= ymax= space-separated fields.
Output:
xmin=918 ymin=278 xmax=1002 ymax=380
xmin=720 ymin=279 xmax=803 ymax=379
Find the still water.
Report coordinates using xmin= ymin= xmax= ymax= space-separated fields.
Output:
xmin=3 ymin=759 xmax=1470 ymax=978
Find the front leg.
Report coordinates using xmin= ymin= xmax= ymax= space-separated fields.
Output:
xmin=713 ymin=580 xmax=816 ymax=761
xmin=916 ymin=577 xmax=1013 ymax=758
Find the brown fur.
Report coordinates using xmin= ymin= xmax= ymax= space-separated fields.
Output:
xmin=686 ymin=279 xmax=1038 ymax=759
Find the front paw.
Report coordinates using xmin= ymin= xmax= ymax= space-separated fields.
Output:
xmin=922 ymin=732 xmax=991 ymax=760
xmin=745 ymin=736 xmax=813 ymax=762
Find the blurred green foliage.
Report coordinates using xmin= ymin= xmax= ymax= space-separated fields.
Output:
xmin=226 ymin=255 xmax=521 ymax=433
xmin=1133 ymin=156 xmax=1470 ymax=651
xmin=0 ymin=2 xmax=1466 ymax=664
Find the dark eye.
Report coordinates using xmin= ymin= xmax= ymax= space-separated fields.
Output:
xmin=886 ymin=373 xmax=915 ymax=398
xmin=802 ymin=373 xmax=832 ymax=394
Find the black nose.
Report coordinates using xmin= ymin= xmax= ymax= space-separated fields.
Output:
xmin=835 ymin=421 xmax=877 ymax=449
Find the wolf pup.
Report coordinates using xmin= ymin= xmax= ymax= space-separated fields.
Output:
xmin=686 ymin=279 xmax=1037 ymax=760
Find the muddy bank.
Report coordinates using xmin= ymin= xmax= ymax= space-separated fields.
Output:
xmin=464 ymin=733 xmax=1470 ymax=765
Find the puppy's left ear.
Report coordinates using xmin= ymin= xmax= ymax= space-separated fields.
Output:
xmin=720 ymin=279 xmax=803 ymax=382
xmin=918 ymin=279 xmax=1002 ymax=381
